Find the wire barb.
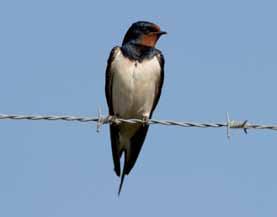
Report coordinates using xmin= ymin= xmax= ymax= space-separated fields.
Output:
xmin=226 ymin=112 xmax=231 ymax=139
xmin=96 ymin=107 xmax=104 ymax=133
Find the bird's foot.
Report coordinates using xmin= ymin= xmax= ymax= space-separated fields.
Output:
xmin=110 ymin=115 xmax=120 ymax=125
xmin=142 ymin=116 xmax=150 ymax=127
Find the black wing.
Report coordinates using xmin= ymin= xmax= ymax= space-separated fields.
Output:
xmin=105 ymin=46 xmax=120 ymax=115
xmin=105 ymin=46 xmax=122 ymax=177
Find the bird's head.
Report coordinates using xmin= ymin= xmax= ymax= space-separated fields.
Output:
xmin=122 ymin=21 xmax=167 ymax=47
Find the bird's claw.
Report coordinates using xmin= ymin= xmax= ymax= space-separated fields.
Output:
xmin=110 ymin=115 xmax=120 ymax=125
xmin=142 ymin=116 xmax=149 ymax=127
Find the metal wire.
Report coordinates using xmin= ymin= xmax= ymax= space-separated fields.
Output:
xmin=0 ymin=113 xmax=277 ymax=133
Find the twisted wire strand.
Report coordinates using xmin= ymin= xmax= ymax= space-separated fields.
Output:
xmin=0 ymin=113 xmax=277 ymax=132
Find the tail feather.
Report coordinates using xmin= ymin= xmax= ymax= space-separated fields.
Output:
xmin=118 ymin=169 xmax=126 ymax=196
xmin=112 ymin=125 xmax=150 ymax=195
xmin=124 ymin=125 xmax=149 ymax=174
xmin=118 ymin=151 xmax=127 ymax=196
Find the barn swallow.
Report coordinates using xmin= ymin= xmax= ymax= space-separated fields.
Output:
xmin=105 ymin=21 xmax=166 ymax=195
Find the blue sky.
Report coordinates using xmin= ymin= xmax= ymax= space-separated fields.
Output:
xmin=1 ymin=0 xmax=277 ymax=216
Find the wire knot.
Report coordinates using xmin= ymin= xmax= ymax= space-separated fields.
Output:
xmin=96 ymin=107 xmax=109 ymax=133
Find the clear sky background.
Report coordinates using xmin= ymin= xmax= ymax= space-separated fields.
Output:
xmin=0 ymin=0 xmax=277 ymax=216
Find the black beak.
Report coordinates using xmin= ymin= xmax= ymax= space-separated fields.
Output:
xmin=157 ymin=31 xmax=167 ymax=36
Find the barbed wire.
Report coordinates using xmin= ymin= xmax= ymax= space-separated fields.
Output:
xmin=1 ymin=113 xmax=277 ymax=138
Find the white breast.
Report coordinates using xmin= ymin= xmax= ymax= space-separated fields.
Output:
xmin=111 ymin=50 xmax=161 ymax=119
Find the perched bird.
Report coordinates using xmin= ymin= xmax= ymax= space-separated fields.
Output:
xmin=105 ymin=21 xmax=166 ymax=195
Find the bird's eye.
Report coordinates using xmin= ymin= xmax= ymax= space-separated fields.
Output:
xmin=141 ymin=27 xmax=150 ymax=33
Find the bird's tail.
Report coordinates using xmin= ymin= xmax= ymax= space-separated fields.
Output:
xmin=118 ymin=172 xmax=125 ymax=196
xmin=118 ymin=150 xmax=127 ymax=196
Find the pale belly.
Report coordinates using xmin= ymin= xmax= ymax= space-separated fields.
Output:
xmin=111 ymin=52 xmax=161 ymax=119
